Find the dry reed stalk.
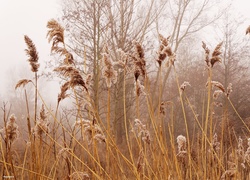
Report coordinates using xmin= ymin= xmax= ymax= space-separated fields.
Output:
xmin=24 ymin=35 xmax=40 ymax=124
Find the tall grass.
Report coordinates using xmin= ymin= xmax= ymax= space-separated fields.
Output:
xmin=1 ymin=20 xmax=250 ymax=180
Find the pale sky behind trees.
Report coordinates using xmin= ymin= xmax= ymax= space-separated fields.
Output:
xmin=0 ymin=0 xmax=249 ymax=97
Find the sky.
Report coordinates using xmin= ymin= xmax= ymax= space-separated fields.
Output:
xmin=0 ymin=0 xmax=61 ymax=99
xmin=0 ymin=0 xmax=249 ymax=100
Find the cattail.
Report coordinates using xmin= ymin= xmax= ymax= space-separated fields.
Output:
xmin=2 ymin=114 xmax=19 ymax=144
xmin=246 ymin=26 xmax=250 ymax=35
xmin=24 ymin=35 xmax=40 ymax=72
xmin=69 ymin=172 xmax=90 ymax=180
xmin=101 ymin=45 xmax=118 ymax=88
xmin=15 ymin=79 xmax=32 ymax=89
xmin=32 ymin=104 xmax=49 ymax=137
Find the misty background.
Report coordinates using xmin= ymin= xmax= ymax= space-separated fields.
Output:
xmin=0 ymin=0 xmax=249 ymax=109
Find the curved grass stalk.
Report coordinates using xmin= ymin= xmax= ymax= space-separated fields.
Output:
xmin=228 ymin=98 xmax=250 ymax=133
xmin=172 ymin=65 xmax=192 ymax=179
xmin=183 ymin=92 xmax=226 ymax=172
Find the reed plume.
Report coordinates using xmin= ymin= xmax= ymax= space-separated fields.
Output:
xmin=54 ymin=65 xmax=88 ymax=92
xmin=47 ymin=19 xmax=74 ymax=65
xmin=1 ymin=114 xmax=19 ymax=144
xmin=47 ymin=19 xmax=64 ymax=48
xmin=32 ymin=104 xmax=49 ymax=137
xmin=15 ymin=79 xmax=32 ymax=89
xmin=101 ymin=45 xmax=118 ymax=88
xmin=131 ymin=41 xmax=146 ymax=81
xmin=133 ymin=119 xmax=151 ymax=145
xmin=73 ymin=118 xmax=105 ymax=144
xmin=202 ymin=41 xmax=223 ymax=67
xmin=58 ymin=81 xmax=70 ymax=104
xmin=207 ymin=81 xmax=225 ymax=92
xmin=157 ymin=34 xmax=173 ymax=66
xmin=24 ymin=35 xmax=40 ymax=72
xmin=24 ymin=35 xmax=40 ymax=124
xmin=176 ymin=135 xmax=187 ymax=158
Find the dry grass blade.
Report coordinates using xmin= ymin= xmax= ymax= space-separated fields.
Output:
xmin=15 ymin=79 xmax=32 ymax=89
xmin=24 ymin=35 xmax=40 ymax=72
xmin=246 ymin=26 xmax=250 ymax=35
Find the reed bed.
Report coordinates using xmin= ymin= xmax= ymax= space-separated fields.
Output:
xmin=1 ymin=20 xmax=250 ymax=180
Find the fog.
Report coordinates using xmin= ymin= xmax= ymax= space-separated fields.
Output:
xmin=0 ymin=0 xmax=249 ymax=102
xmin=0 ymin=0 xmax=61 ymax=102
